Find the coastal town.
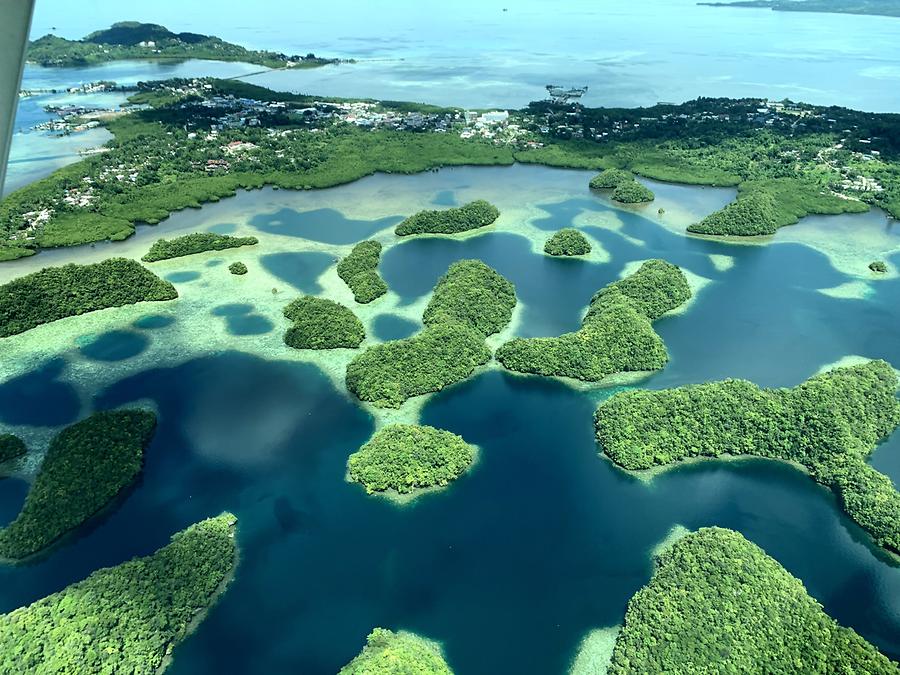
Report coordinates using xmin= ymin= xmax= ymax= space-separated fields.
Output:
xmin=7 ymin=75 xmax=897 ymax=247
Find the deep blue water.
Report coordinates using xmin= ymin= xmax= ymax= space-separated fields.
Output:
xmin=250 ymin=208 xmax=403 ymax=245
xmin=0 ymin=187 xmax=899 ymax=673
xmin=132 ymin=314 xmax=176 ymax=330
xmin=77 ymin=330 xmax=150 ymax=362
xmin=261 ymin=251 xmax=336 ymax=293
xmin=371 ymin=314 xmax=420 ymax=341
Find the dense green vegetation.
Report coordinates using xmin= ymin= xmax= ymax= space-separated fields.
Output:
xmin=283 ymin=296 xmax=365 ymax=349
xmin=337 ymin=240 xmax=388 ymax=303
xmin=609 ymin=527 xmax=897 ymax=673
xmin=522 ymin=95 xmax=899 ymax=223
xmin=0 ymin=108 xmax=514 ymax=256
xmin=589 ymin=168 xmax=655 ymax=203
xmin=612 ymin=180 xmax=655 ymax=204
xmin=0 ymin=513 xmax=238 ymax=673
xmin=0 ymin=410 xmax=157 ymax=560
xmin=0 ymin=258 xmax=177 ymax=338
xmin=689 ymin=179 xmax=866 ymax=236
xmin=689 ymin=190 xmax=778 ymax=235
xmin=347 ymin=424 xmax=476 ymax=494
xmin=595 ymin=360 xmax=900 ymax=552
xmin=497 ymin=260 xmax=690 ymax=381
xmin=228 ymin=261 xmax=248 ymax=275
xmin=422 ymin=260 xmax=516 ymax=336
xmin=0 ymin=435 xmax=26 ymax=463
xmin=5 ymin=78 xmax=898 ymax=256
xmin=544 ymin=228 xmax=592 ymax=256
xmin=395 ymin=200 xmax=500 ymax=236
xmin=339 ymin=628 xmax=453 ymax=674
xmin=28 ymin=21 xmax=335 ymax=69
xmin=589 ymin=168 xmax=633 ymax=189
xmin=699 ymin=0 xmax=900 ymax=19
xmin=142 ymin=232 xmax=258 ymax=262
xmin=346 ymin=261 xmax=514 ymax=407
xmin=870 ymin=260 xmax=888 ymax=273
xmin=346 ymin=322 xmax=491 ymax=408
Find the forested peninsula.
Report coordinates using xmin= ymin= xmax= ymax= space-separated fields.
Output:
xmin=497 ymin=259 xmax=690 ymax=381
xmin=595 ymin=360 xmax=900 ymax=554
xmin=2 ymin=78 xmax=898 ymax=261
xmin=608 ymin=527 xmax=897 ymax=673
xmin=340 ymin=628 xmax=453 ymax=674
xmin=346 ymin=260 xmax=515 ymax=407
xmin=698 ymin=0 xmax=900 ymax=19
xmin=27 ymin=21 xmax=338 ymax=69
xmin=0 ymin=410 xmax=157 ymax=561
xmin=0 ymin=513 xmax=238 ymax=673
xmin=0 ymin=258 xmax=177 ymax=337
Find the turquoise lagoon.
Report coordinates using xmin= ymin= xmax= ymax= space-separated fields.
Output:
xmin=0 ymin=164 xmax=898 ymax=672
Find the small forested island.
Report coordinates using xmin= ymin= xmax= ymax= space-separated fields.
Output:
xmin=588 ymin=168 xmax=655 ymax=203
xmin=27 ymin=22 xmax=339 ymax=69
xmin=0 ymin=258 xmax=176 ymax=338
xmin=422 ymin=259 xmax=517 ymax=335
xmin=346 ymin=321 xmax=490 ymax=409
xmin=339 ymin=628 xmax=453 ymax=674
xmin=3 ymin=78 xmax=899 ymax=259
xmin=346 ymin=260 xmax=515 ymax=407
xmin=0 ymin=513 xmax=238 ymax=673
xmin=497 ymin=259 xmax=690 ymax=381
xmin=347 ymin=424 xmax=477 ymax=496
xmin=544 ymin=228 xmax=591 ymax=256
xmin=283 ymin=296 xmax=365 ymax=350
xmin=141 ymin=232 xmax=258 ymax=262
xmin=0 ymin=410 xmax=157 ymax=561
xmin=869 ymin=260 xmax=888 ymax=273
xmin=336 ymin=240 xmax=388 ymax=303
xmin=0 ymin=435 xmax=26 ymax=463
xmin=698 ymin=0 xmax=900 ymax=19
xmin=228 ymin=261 xmax=248 ymax=275
xmin=689 ymin=189 xmax=778 ymax=235
xmin=611 ymin=180 xmax=655 ymax=204
xmin=595 ymin=360 xmax=900 ymax=553
xmin=608 ymin=527 xmax=897 ymax=673
xmin=588 ymin=168 xmax=633 ymax=189
xmin=395 ymin=200 xmax=500 ymax=236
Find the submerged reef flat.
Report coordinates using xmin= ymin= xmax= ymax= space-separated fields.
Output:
xmin=396 ymin=200 xmax=500 ymax=236
xmin=340 ymin=628 xmax=453 ymax=674
xmin=347 ymin=424 xmax=477 ymax=496
xmin=595 ymin=360 xmax=900 ymax=554
xmin=569 ymin=626 xmax=621 ymax=675
xmin=0 ymin=513 xmax=239 ymax=673
xmin=497 ymin=259 xmax=690 ymax=381
xmin=0 ymin=410 xmax=157 ymax=561
xmin=0 ymin=258 xmax=176 ymax=338
xmin=609 ymin=527 xmax=897 ymax=673
xmin=346 ymin=260 xmax=516 ymax=408
xmin=283 ymin=296 xmax=365 ymax=350
xmin=142 ymin=232 xmax=258 ymax=262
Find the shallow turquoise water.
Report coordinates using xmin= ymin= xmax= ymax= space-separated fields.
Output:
xmin=0 ymin=165 xmax=898 ymax=673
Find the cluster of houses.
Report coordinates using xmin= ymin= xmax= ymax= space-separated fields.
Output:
xmin=459 ymin=109 xmax=540 ymax=147
xmin=32 ymin=105 xmax=105 ymax=135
